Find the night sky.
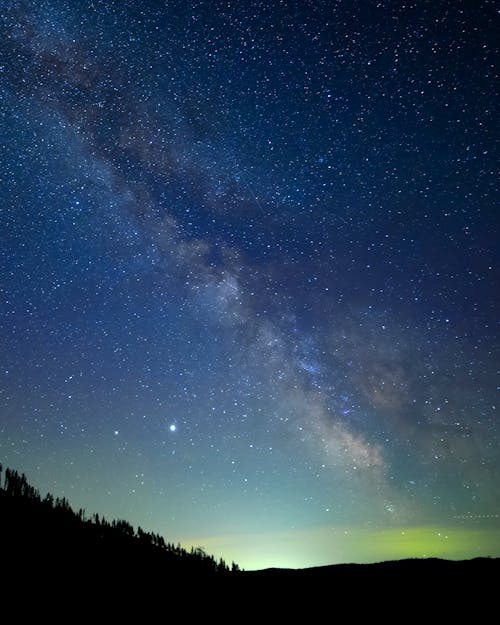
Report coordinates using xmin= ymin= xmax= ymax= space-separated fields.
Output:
xmin=1 ymin=0 xmax=499 ymax=570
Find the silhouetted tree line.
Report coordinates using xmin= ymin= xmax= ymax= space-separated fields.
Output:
xmin=1 ymin=462 xmax=498 ymax=606
xmin=0 ymin=463 xmax=241 ymax=580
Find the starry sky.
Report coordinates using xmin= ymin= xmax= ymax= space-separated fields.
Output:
xmin=1 ymin=0 xmax=499 ymax=570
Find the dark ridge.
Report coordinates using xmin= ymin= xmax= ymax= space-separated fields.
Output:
xmin=0 ymin=463 xmax=239 ymax=588
xmin=1 ymin=462 xmax=498 ymax=611
xmin=245 ymin=556 xmax=500 ymax=578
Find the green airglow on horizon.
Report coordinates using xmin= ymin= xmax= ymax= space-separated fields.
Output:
xmin=183 ymin=523 xmax=500 ymax=571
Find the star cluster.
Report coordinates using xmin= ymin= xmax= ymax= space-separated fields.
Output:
xmin=0 ymin=0 xmax=498 ymax=568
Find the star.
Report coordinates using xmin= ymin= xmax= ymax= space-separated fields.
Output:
xmin=1 ymin=0 xmax=497 ymax=571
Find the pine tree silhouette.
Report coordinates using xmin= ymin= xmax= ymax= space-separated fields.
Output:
xmin=0 ymin=462 xmax=239 ymax=586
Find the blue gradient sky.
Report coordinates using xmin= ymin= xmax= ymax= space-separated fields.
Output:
xmin=1 ymin=0 xmax=498 ymax=569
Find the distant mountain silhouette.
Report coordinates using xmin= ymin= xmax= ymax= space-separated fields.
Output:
xmin=245 ymin=555 xmax=500 ymax=582
xmin=1 ymin=461 xmax=497 ymax=612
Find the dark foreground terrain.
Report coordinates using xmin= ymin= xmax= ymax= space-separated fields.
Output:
xmin=1 ymin=464 xmax=497 ymax=614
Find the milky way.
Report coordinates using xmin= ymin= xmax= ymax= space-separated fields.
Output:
xmin=1 ymin=0 xmax=498 ymax=568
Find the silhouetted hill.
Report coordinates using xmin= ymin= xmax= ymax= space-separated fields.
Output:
xmin=0 ymin=464 xmax=238 ymax=598
xmin=1 ymin=462 xmax=497 ymax=613
xmin=244 ymin=555 xmax=500 ymax=584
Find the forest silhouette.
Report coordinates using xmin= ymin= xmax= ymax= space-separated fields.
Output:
xmin=0 ymin=463 xmax=239 ymax=579
xmin=1 ymin=461 xmax=498 ymax=608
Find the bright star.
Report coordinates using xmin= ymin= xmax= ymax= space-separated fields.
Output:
xmin=169 ymin=424 xmax=177 ymax=432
